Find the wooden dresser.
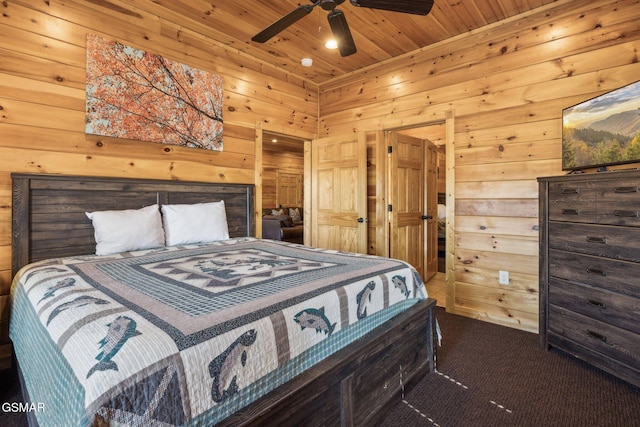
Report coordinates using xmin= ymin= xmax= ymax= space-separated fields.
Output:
xmin=538 ymin=170 xmax=640 ymax=388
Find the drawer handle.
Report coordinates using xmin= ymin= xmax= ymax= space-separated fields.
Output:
xmin=586 ymin=329 xmax=607 ymax=343
xmin=614 ymin=186 xmax=638 ymax=193
xmin=586 ymin=236 xmax=607 ymax=244
xmin=614 ymin=210 xmax=639 ymax=217
xmin=586 ymin=299 xmax=606 ymax=309
xmin=562 ymin=209 xmax=580 ymax=215
xmin=586 ymin=267 xmax=606 ymax=276
xmin=561 ymin=188 xmax=579 ymax=194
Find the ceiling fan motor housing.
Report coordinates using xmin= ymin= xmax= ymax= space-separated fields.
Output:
xmin=320 ymin=0 xmax=346 ymax=11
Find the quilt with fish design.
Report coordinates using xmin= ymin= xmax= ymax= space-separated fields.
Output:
xmin=10 ymin=238 xmax=427 ymax=426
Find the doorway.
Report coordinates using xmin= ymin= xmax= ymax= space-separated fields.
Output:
xmin=261 ymin=131 xmax=306 ymax=241
xmin=395 ymin=124 xmax=447 ymax=307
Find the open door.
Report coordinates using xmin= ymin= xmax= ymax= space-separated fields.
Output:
xmin=389 ymin=133 xmax=438 ymax=282
xmin=310 ymin=132 xmax=368 ymax=253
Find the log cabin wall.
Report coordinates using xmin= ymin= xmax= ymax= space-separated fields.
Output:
xmin=319 ymin=0 xmax=640 ymax=332
xmin=0 ymin=0 xmax=318 ymax=368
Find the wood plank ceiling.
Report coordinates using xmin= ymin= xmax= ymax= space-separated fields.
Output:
xmin=128 ymin=0 xmax=560 ymax=84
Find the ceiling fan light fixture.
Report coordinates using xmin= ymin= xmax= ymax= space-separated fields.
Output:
xmin=325 ymin=39 xmax=338 ymax=49
xmin=252 ymin=0 xmax=432 ymax=55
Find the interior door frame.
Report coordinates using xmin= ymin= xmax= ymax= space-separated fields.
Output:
xmin=380 ymin=111 xmax=455 ymax=310
xmin=256 ymin=122 xmax=314 ymax=243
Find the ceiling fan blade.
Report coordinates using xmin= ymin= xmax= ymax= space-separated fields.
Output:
xmin=349 ymin=0 xmax=434 ymax=15
xmin=252 ymin=4 xmax=315 ymax=43
xmin=327 ymin=9 xmax=357 ymax=57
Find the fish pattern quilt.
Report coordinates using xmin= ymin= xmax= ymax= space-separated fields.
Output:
xmin=10 ymin=238 xmax=426 ymax=426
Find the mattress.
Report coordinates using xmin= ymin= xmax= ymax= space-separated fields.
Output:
xmin=10 ymin=238 xmax=427 ymax=426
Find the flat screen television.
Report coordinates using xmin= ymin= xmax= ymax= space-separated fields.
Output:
xmin=562 ymin=79 xmax=640 ymax=171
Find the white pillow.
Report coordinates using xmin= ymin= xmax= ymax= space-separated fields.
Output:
xmin=85 ymin=204 xmax=165 ymax=256
xmin=161 ymin=201 xmax=230 ymax=246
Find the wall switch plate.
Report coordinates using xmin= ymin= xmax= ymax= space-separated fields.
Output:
xmin=499 ymin=270 xmax=509 ymax=285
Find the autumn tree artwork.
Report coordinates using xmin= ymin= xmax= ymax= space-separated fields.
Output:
xmin=85 ymin=34 xmax=223 ymax=151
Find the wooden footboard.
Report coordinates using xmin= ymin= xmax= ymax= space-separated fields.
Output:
xmin=220 ymin=298 xmax=437 ymax=426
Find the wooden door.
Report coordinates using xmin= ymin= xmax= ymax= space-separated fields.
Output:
xmin=388 ymin=134 xmax=438 ymax=282
xmin=276 ymin=171 xmax=302 ymax=206
xmin=389 ymin=133 xmax=426 ymax=279
xmin=310 ymin=132 xmax=367 ymax=253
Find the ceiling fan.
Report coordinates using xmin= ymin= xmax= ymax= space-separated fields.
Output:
xmin=251 ymin=0 xmax=435 ymax=57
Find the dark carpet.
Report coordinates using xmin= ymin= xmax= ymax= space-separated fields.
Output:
xmin=379 ymin=307 xmax=640 ymax=427
xmin=1 ymin=307 xmax=638 ymax=426
xmin=0 ymin=366 xmax=28 ymax=427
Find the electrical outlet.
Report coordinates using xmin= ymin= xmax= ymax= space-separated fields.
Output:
xmin=499 ymin=270 xmax=509 ymax=285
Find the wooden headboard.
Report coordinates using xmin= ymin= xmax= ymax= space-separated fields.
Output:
xmin=12 ymin=173 xmax=255 ymax=276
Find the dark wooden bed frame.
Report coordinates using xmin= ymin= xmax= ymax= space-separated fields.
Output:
xmin=11 ymin=173 xmax=436 ymax=427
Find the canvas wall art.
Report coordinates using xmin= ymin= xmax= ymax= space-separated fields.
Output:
xmin=85 ymin=34 xmax=224 ymax=151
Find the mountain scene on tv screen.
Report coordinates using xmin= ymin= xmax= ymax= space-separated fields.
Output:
xmin=563 ymin=109 xmax=640 ymax=170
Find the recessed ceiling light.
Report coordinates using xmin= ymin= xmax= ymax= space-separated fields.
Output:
xmin=301 ymin=57 xmax=313 ymax=67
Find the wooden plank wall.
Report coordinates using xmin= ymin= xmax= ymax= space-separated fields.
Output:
xmin=319 ymin=0 xmax=640 ymax=332
xmin=0 ymin=0 xmax=317 ymax=366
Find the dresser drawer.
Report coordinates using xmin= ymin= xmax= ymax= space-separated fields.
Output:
xmin=549 ymin=278 xmax=640 ymax=335
xmin=548 ymin=182 xmax=596 ymax=223
xmin=549 ymin=249 xmax=640 ymax=298
xmin=597 ymin=178 xmax=640 ymax=226
xmin=548 ymin=222 xmax=640 ymax=262
xmin=548 ymin=306 xmax=640 ymax=370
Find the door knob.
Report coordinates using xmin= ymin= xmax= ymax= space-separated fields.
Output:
xmin=421 ymin=215 xmax=433 ymax=220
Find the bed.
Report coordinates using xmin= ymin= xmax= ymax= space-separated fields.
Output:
xmin=9 ymin=173 xmax=437 ymax=426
